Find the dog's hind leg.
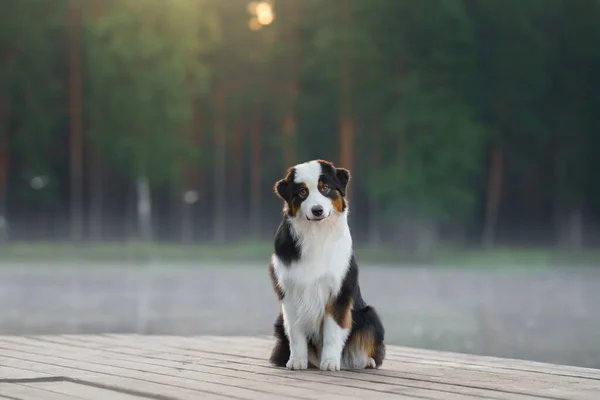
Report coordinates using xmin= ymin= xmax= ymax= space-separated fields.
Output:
xmin=341 ymin=305 xmax=386 ymax=369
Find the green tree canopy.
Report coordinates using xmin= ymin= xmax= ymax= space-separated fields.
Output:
xmin=85 ymin=0 xmax=218 ymax=186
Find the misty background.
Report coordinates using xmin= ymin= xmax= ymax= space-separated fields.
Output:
xmin=1 ymin=0 xmax=599 ymax=370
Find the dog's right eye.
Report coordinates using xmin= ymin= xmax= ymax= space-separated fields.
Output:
xmin=299 ymin=188 xmax=308 ymax=198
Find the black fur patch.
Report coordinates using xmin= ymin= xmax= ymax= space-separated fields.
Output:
xmin=274 ymin=167 xmax=309 ymax=218
xmin=268 ymin=261 xmax=284 ymax=301
xmin=317 ymin=160 xmax=350 ymax=197
xmin=273 ymin=217 xmax=300 ymax=266
xmin=274 ymin=167 xmax=295 ymax=203
xmin=326 ymin=254 xmax=359 ymax=328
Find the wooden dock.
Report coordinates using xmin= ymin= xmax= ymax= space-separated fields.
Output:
xmin=1 ymin=335 xmax=599 ymax=400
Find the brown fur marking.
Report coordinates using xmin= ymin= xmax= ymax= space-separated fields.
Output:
xmin=349 ymin=329 xmax=376 ymax=358
xmin=291 ymin=204 xmax=300 ymax=217
xmin=331 ymin=196 xmax=344 ymax=212
xmin=325 ymin=298 xmax=353 ymax=330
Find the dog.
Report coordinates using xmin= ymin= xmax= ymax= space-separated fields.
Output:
xmin=268 ymin=159 xmax=385 ymax=371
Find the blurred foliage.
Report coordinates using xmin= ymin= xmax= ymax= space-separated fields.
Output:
xmin=0 ymin=0 xmax=64 ymax=173
xmin=1 ymin=0 xmax=600 ymax=247
xmin=85 ymin=0 xmax=217 ymax=185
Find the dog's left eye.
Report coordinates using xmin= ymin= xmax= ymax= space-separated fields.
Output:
xmin=320 ymin=185 xmax=330 ymax=193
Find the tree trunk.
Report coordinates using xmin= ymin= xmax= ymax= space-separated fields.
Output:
xmin=89 ymin=149 xmax=103 ymax=241
xmin=553 ymin=171 xmax=584 ymax=252
xmin=0 ymin=98 xmax=10 ymax=243
xmin=567 ymin=207 xmax=584 ymax=251
xmin=552 ymin=120 xmax=584 ymax=251
xmin=181 ymin=197 xmax=193 ymax=243
xmin=482 ymin=144 xmax=503 ymax=249
xmin=125 ymin=182 xmax=136 ymax=241
xmin=231 ymin=106 xmax=245 ymax=188
xmin=169 ymin=190 xmax=181 ymax=242
xmin=136 ymin=176 xmax=152 ymax=242
xmin=338 ymin=0 xmax=354 ymax=185
xmin=281 ymin=0 xmax=301 ymax=167
xmin=0 ymin=44 xmax=16 ymax=243
xmin=179 ymin=81 xmax=204 ymax=244
xmin=367 ymin=120 xmax=381 ymax=246
xmin=553 ymin=121 xmax=567 ymax=249
xmin=213 ymin=86 xmax=227 ymax=244
xmin=250 ymin=100 xmax=262 ymax=238
xmin=281 ymin=105 xmax=297 ymax=168
xmin=230 ymin=104 xmax=245 ymax=238
xmin=194 ymin=104 xmax=205 ymax=208
xmin=555 ymin=206 xmax=584 ymax=252
xmin=414 ymin=218 xmax=440 ymax=256
xmin=68 ymin=0 xmax=84 ymax=242
xmin=87 ymin=0 xmax=107 ymax=243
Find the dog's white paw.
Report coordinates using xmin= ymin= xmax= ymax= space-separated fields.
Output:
xmin=367 ymin=357 xmax=377 ymax=369
xmin=320 ymin=358 xmax=341 ymax=371
xmin=286 ymin=357 xmax=308 ymax=370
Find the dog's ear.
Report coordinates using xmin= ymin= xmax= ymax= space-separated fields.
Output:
xmin=336 ymin=168 xmax=350 ymax=196
xmin=275 ymin=168 xmax=295 ymax=201
xmin=274 ymin=178 xmax=291 ymax=201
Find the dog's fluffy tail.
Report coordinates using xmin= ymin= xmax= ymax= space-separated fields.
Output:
xmin=269 ymin=312 xmax=290 ymax=367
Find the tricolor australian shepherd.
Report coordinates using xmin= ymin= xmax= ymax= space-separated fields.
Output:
xmin=268 ymin=159 xmax=385 ymax=371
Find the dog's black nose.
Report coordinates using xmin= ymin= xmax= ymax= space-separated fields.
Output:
xmin=311 ymin=205 xmax=324 ymax=217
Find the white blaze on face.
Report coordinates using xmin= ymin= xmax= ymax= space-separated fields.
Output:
xmin=293 ymin=161 xmax=334 ymax=220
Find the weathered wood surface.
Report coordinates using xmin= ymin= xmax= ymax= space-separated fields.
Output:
xmin=1 ymin=335 xmax=599 ymax=400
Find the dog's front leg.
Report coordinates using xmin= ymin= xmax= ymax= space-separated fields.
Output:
xmin=321 ymin=290 xmax=353 ymax=371
xmin=320 ymin=314 xmax=350 ymax=371
xmin=320 ymin=288 xmax=353 ymax=371
xmin=282 ymin=300 xmax=308 ymax=370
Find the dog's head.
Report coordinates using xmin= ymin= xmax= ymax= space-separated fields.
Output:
xmin=274 ymin=159 xmax=350 ymax=222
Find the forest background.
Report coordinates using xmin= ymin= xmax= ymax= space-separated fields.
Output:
xmin=1 ymin=0 xmax=599 ymax=264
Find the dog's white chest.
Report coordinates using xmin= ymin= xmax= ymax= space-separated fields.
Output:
xmin=274 ymin=229 xmax=352 ymax=341
xmin=284 ymin=275 xmax=332 ymax=340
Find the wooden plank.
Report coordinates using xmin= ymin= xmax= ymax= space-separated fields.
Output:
xmin=1 ymin=334 xmax=576 ymax=397
xmin=0 ymin=337 xmax=484 ymax=400
xmin=190 ymin=335 xmax=600 ymax=379
xmin=0 ymin=342 xmax=415 ymax=400
xmin=180 ymin=334 xmax=600 ymax=381
xmin=78 ymin=334 xmax=599 ymax=400
xmin=67 ymin=335 xmax=548 ymax=400
xmin=0 ymin=335 xmax=598 ymax=400
xmin=0 ymin=335 xmax=516 ymax=399
xmin=87 ymin=333 xmax=599 ymax=379
xmin=0 ymin=352 xmax=302 ymax=400
xmin=0 ymin=353 xmax=410 ymax=400
xmin=67 ymin=376 xmax=238 ymax=400
xmin=0 ymin=378 xmax=243 ymax=400
xmin=0 ymin=336 xmax=582 ymax=400
xmin=0 ymin=383 xmax=81 ymax=400
xmin=21 ymin=381 xmax=144 ymax=400
xmin=0 ymin=365 xmax=55 ymax=380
